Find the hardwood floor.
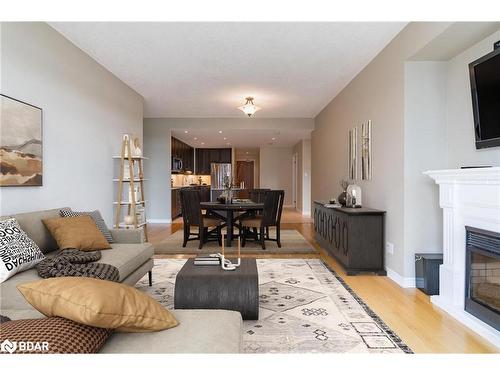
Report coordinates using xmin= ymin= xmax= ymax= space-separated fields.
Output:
xmin=147 ymin=208 xmax=498 ymax=353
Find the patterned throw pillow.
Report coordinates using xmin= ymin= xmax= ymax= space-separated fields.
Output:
xmin=0 ymin=316 xmax=112 ymax=354
xmin=0 ymin=218 xmax=45 ymax=283
xmin=59 ymin=209 xmax=114 ymax=243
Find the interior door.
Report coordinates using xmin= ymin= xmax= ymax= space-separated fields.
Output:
xmin=236 ymin=160 xmax=254 ymax=197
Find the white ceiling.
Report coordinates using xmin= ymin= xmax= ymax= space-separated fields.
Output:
xmin=50 ymin=22 xmax=406 ymax=118
xmin=171 ymin=128 xmax=311 ymax=148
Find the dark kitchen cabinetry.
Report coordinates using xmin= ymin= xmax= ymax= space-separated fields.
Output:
xmin=314 ymin=201 xmax=386 ymax=276
xmin=171 ymin=137 xmax=194 ymax=173
xmin=195 ymin=148 xmax=232 ymax=175
xmin=171 ymin=188 xmax=182 ymax=219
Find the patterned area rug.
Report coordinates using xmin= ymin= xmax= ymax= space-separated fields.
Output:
xmin=153 ymin=229 xmax=318 ymax=255
xmin=136 ymin=259 xmax=412 ymax=354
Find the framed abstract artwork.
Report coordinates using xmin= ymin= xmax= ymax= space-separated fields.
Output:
xmin=361 ymin=120 xmax=372 ymax=180
xmin=348 ymin=127 xmax=357 ymax=180
xmin=0 ymin=94 xmax=43 ymax=186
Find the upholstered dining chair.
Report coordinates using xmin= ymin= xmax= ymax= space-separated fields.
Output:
xmin=180 ymin=189 xmax=223 ymax=249
xmin=239 ymin=190 xmax=284 ymax=250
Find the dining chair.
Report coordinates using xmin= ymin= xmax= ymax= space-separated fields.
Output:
xmin=248 ymin=188 xmax=270 ymax=204
xmin=180 ymin=189 xmax=223 ymax=249
xmin=240 ymin=190 xmax=285 ymax=249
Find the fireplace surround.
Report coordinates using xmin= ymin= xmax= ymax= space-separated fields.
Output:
xmin=425 ymin=167 xmax=500 ymax=347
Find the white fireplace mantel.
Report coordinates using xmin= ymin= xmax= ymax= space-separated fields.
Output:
xmin=424 ymin=167 xmax=500 ymax=347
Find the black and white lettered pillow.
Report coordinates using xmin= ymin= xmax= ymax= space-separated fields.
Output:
xmin=0 ymin=218 xmax=45 ymax=283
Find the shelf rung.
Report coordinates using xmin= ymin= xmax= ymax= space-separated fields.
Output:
xmin=113 ymin=201 xmax=147 ymax=205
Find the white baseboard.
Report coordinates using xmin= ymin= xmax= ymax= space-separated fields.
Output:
xmin=385 ymin=267 xmax=416 ymax=288
xmin=147 ymin=219 xmax=171 ymax=224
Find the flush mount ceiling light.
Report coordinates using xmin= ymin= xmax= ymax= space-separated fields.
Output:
xmin=238 ymin=97 xmax=261 ymax=117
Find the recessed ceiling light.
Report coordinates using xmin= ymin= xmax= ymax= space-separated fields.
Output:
xmin=194 ymin=137 xmax=198 ymax=140
xmin=271 ymin=137 xmax=276 ymax=141
xmin=184 ymin=130 xmax=189 ymax=134
xmin=201 ymin=142 xmax=205 ymax=145
xmin=218 ymin=130 xmax=223 ymax=134
xmin=223 ymin=137 xmax=227 ymax=140
xmin=246 ymin=151 xmax=249 ymax=154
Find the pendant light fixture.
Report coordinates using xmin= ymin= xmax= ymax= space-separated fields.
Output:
xmin=238 ymin=97 xmax=261 ymax=117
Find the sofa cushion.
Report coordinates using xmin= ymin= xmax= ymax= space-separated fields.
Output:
xmin=0 ymin=218 xmax=45 ymax=283
xmin=0 ymin=243 xmax=153 ymax=310
xmin=60 ymin=209 xmax=114 ymax=243
xmin=97 ymin=243 xmax=153 ymax=282
xmin=0 ymin=208 xmax=71 ymax=253
xmin=0 ymin=268 xmax=42 ymax=310
xmin=0 ymin=316 xmax=112 ymax=354
xmin=17 ymin=277 xmax=179 ymax=333
xmin=100 ymin=309 xmax=243 ymax=353
xmin=42 ymin=216 xmax=112 ymax=251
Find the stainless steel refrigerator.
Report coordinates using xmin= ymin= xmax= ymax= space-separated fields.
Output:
xmin=210 ymin=163 xmax=232 ymax=201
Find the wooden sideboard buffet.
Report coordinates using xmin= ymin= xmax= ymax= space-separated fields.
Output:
xmin=314 ymin=201 xmax=386 ymax=276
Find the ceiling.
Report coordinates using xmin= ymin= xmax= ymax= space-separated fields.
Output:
xmin=171 ymin=128 xmax=311 ymax=148
xmin=50 ymin=22 xmax=406 ymax=118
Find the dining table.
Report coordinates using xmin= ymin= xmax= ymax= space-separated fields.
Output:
xmin=200 ymin=200 xmax=264 ymax=247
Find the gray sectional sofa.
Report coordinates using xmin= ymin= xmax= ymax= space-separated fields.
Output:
xmin=0 ymin=208 xmax=242 ymax=353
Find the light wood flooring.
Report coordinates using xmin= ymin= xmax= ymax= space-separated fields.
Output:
xmin=147 ymin=208 xmax=498 ymax=353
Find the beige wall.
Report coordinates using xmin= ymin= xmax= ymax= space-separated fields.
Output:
xmin=312 ymin=23 xmax=452 ymax=279
xmin=312 ymin=22 xmax=500 ymax=282
xmin=260 ymin=147 xmax=293 ymax=206
xmin=0 ymin=22 xmax=144 ymax=225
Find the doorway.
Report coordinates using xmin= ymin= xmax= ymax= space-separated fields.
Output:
xmin=292 ymin=153 xmax=298 ymax=209
xmin=236 ymin=160 xmax=254 ymax=198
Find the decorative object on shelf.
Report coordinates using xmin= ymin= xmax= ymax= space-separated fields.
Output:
xmin=238 ymin=97 xmax=261 ymax=117
xmin=337 ymin=180 xmax=349 ymax=207
xmin=346 ymin=184 xmax=362 ymax=208
xmin=348 ymin=127 xmax=357 ymax=180
xmin=124 ymin=215 xmax=134 ymax=225
xmin=114 ymin=134 xmax=148 ymax=240
xmin=0 ymin=95 xmax=43 ymax=186
xmin=132 ymin=137 xmax=142 ymax=157
xmin=361 ymin=120 xmax=372 ymax=180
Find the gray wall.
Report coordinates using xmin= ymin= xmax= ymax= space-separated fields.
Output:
xmin=446 ymin=30 xmax=500 ymax=168
xmin=292 ymin=139 xmax=311 ymax=215
xmin=0 ymin=22 xmax=144 ymax=225
xmin=403 ymin=62 xmax=448 ymax=278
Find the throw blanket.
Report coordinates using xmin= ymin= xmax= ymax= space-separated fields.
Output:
xmin=36 ymin=249 xmax=119 ymax=282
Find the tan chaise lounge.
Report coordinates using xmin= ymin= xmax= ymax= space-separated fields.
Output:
xmin=0 ymin=208 xmax=243 ymax=353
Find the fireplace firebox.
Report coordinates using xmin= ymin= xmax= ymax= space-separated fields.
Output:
xmin=465 ymin=226 xmax=500 ymax=331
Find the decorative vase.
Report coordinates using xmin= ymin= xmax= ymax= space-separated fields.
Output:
xmin=124 ymin=215 xmax=134 ymax=225
xmin=337 ymin=191 xmax=347 ymax=206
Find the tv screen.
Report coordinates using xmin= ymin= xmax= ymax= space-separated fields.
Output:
xmin=469 ymin=47 xmax=500 ymax=149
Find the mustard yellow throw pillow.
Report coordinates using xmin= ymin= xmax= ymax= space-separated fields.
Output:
xmin=17 ymin=277 xmax=179 ymax=332
xmin=43 ymin=216 xmax=111 ymax=251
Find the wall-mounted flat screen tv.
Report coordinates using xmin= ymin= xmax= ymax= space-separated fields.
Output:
xmin=469 ymin=47 xmax=500 ymax=149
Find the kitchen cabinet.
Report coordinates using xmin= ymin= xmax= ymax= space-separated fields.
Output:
xmin=314 ymin=201 xmax=386 ymax=276
xmin=171 ymin=137 xmax=194 ymax=173
xmin=171 ymin=188 xmax=182 ymax=219
xmin=195 ymin=148 xmax=232 ymax=175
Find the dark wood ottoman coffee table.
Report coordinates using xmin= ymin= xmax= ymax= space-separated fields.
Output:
xmin=174 ymin=258 xmax=259 ymax=320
